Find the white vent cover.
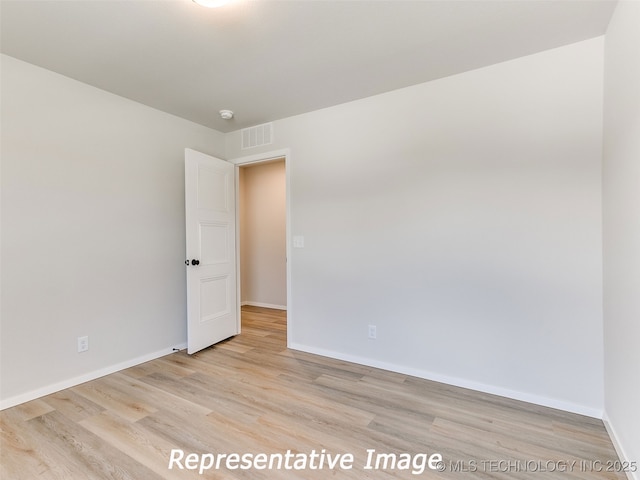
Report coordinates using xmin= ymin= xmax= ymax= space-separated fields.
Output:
xmin=241 ymin=122 xmax=273 ymax=149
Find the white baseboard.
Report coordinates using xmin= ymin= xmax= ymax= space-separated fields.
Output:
xmin=288 ymin=342 xmax=603 ymax=419
xmin=241 ymin=301 xmax=287 ymax=310
xmin=603 ymin=412 xmax=639 ymax=480
xmin=0 ymin=343 xmax=187 ymax=410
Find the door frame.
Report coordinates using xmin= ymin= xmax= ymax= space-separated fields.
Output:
xmin=230 ymin=148 xmax=292 ymax=347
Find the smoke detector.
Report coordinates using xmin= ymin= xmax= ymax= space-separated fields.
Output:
xmin=219 ymin=110 xmax=234 ymax=120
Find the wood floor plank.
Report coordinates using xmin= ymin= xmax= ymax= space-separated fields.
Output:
xmin=6 ymin=398 xmax=55 ymax=421
xmin=73 ymin=377 xmax=158 ymax=423
xmin=0 ymin=306 xmax=625 ymax=479
xmin=79 ymin=410 xmax=206 ymax=480
xmin=102 ymin=372 xmax=213 ymax=418
xmin=29 ymin=410 xmax=164 ymax=480
xmin=1 ymin=408 xmax=55 ymax=479
xmin=40 ymin=389 xmax=105 ymax=423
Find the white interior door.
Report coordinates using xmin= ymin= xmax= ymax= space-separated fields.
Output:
xmin=185 ymin=148 xmax=238 ymax=354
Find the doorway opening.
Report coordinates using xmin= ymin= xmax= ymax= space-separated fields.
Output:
xmin=236 ymin=154 xmax=289 ymax=344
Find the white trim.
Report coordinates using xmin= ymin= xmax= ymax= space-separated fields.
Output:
xmin=603 ymin=412 xmax=639 ymax=480
xmin=289 ymin=342 xmax=603 ymax=419
xmin=0 ymin=343 xmax=186 ymax=410
xmin=241 ymin=301 xmax=287 ymax=310
xmin=234 ymin=164 xmax=242 ymax=334
xmin=231 ymin=148 xmax=293 ymax=349
xmin=227 ymin=148 xmax=290 ymax=166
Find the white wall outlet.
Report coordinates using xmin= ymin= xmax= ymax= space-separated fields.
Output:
xmin=368 ymin=325 xmax=377 ymax=339
xmin=77 ymin=336 xmax=89 ymax=353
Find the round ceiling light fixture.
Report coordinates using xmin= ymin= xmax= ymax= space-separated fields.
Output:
xmin=219 ymin=110 xmax=234 ymax=120
xmin=193 ymin=0 xmax=230 ymax=7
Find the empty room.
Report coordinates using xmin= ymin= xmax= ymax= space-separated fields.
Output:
xmin=1 ymin=0 xmax=638 ymax=479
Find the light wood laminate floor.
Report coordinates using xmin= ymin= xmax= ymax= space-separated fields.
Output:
xmin=1 ymin=306 xmax=626 ymax=479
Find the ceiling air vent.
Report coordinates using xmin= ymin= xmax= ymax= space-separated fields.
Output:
xmin=241 ymin=122 xmax=273 ymax=150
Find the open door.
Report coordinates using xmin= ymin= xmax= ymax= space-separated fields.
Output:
xmin=185 ymin=148 xmax=238 ymax=354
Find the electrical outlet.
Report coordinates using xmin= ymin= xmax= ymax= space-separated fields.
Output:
xmin=78 ymin=336 xmax=89 ymax=353
xmin=368 ymin=325 xmax=377 ymax=339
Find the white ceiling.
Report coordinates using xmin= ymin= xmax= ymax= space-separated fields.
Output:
xmin=1 ymin=0 xmax=616 ymax=133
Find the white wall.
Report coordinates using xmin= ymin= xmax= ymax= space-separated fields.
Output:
xmin=0 ymin=55 xmax=225 ymax=407
xmin=603 ymin=1 xmax=640 ymax=475
xmin=239 ymin=160 xmax=287 ymax=309
xmin=227 ymin=38 xmax=605 ymax=415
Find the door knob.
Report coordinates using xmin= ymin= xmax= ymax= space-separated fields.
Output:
xmin=191 ymin=259 xmax=200 ymax=266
